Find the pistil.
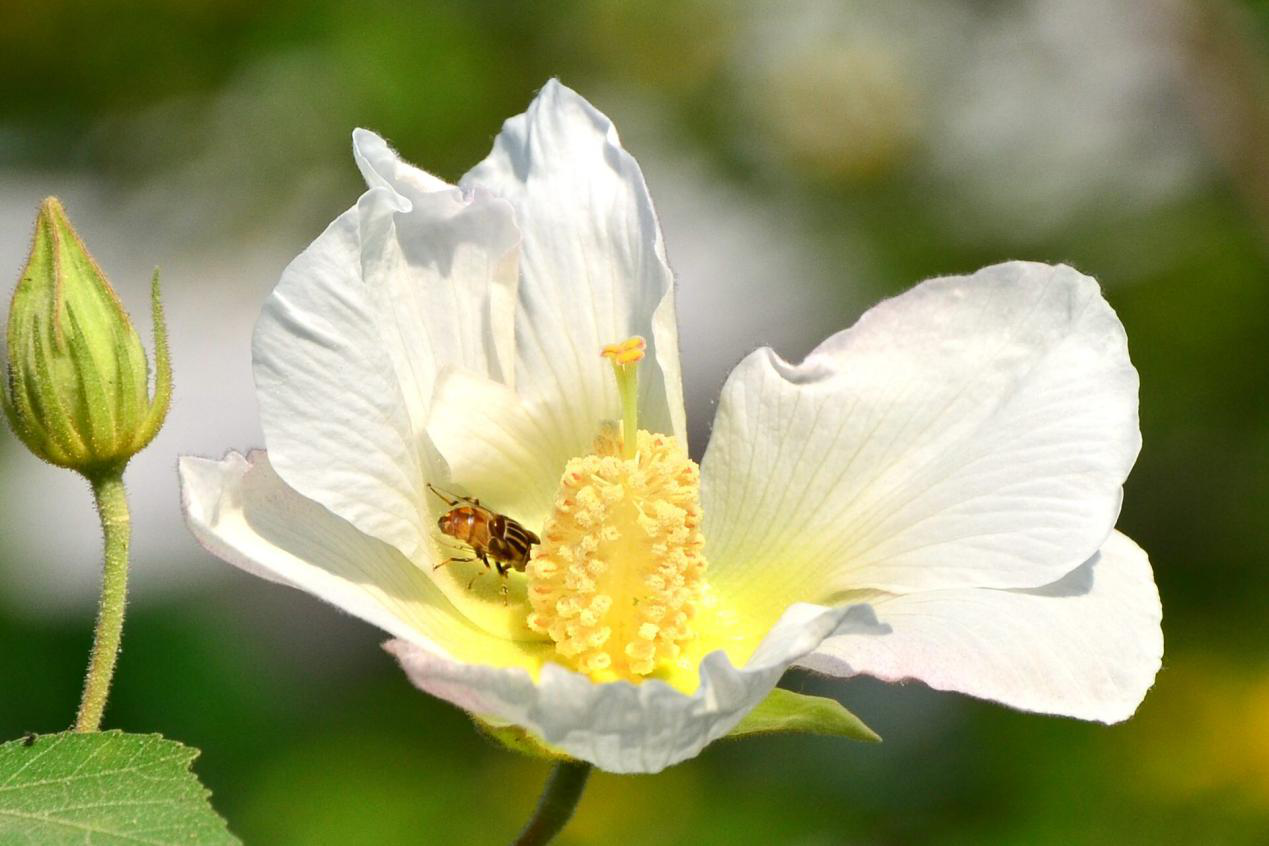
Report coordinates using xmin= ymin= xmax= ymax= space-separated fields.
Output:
xmin=601 ymin=336 xmax=645 ymax=459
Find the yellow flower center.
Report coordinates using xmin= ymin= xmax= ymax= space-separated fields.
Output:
xmin=525 ymin=338 xmax=707 ymax=681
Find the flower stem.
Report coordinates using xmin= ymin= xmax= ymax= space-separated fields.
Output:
xmin=512 ymin=760 xmax=593 ymax=846
xmin=74 ymin=470 xmax=130 ymax=732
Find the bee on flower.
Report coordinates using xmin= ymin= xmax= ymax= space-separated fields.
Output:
xmin=180 ymin=80 xmax=1162 ymax=774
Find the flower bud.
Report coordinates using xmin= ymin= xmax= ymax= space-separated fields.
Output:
xmin=3 ymin=198 xmax=171 ymax=478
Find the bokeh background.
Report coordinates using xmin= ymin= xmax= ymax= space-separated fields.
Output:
xmin=2 ymin=1 xmax=1267 ymax=843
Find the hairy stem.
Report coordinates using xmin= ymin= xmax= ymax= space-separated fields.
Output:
xmin=512 ymin=760 xmax=593 ymax=846
xmin=74 ymin=471 xmax=130 ymax=732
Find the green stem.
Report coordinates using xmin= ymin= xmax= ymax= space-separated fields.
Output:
xmin=512 ymin=760 xmax=593 ymax=846
xmin=74 ymin=471 xmax=130 ymax=732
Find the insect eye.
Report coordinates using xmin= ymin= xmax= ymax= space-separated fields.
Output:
xmin=437 ymin=514 xmax=448 ymax=531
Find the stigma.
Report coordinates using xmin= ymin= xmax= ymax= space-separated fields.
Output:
xmin=525 ymin=337 xmax=707 ymax=681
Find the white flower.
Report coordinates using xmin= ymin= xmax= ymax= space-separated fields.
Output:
xmin=179 ymin=80 xmax=1162 ymax=774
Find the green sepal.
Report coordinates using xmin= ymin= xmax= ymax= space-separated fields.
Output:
xmin=472 ymin=717 xmax=573 ymax=762
xmin=137 ymin=268 xmax=172 ymax=450
xmin=728 ymin=687 xmax=881 ymax=742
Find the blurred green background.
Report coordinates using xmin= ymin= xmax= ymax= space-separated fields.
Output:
xmin=2 ymin=1 xmax=1267 ymax=843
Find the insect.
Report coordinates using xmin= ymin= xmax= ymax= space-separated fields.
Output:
xmin=22 ymin=732 xmax=36 ymax=747
xmin=428 ymin=484 xmax=540 ymax=599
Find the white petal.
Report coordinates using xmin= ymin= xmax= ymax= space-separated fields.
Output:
xmin=353 ymin=129 xmax=522 ymax=399
xmin=254 ymin=132 xmax=519 ymax=562
xmin=426 ymin=367 xmax=568 ymax=532
xmin=800 ymin=531 xmax=1163 ymax=723
xmin=461 ymin=79 xmax=686 ymax=458
xmin=353 ymin=127 xmax=451 ymax=200
xmin=254 ymin=195 xmax=427 ymax=559
xmin=179 ymin=450 xmax=546 ymax=669
xmin=388 ymin=602 xmax=883 ymax=774
xmin=702 ymin=262 xmax=1140 ymax=614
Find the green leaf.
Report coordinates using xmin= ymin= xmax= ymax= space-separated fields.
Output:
xmin=728 ymin=688 xmax=881 ymax=742
xmin=0 ymin=730 xmax=238 ymax=845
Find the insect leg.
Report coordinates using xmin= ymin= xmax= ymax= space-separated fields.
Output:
xmin=491 ymin=562 xmax=512 ymax=605
xmin=433 ymin=556 xmax=475 ymax=571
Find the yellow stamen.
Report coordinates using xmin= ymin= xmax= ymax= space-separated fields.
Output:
xmin=526 ymin=427 xmax=707 ymax=681
xmin=600 ymin=336 xmax=645 ymax=459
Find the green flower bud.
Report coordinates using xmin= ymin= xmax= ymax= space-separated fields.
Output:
xmin=2 ymin=197 xmax=171 ymax=478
